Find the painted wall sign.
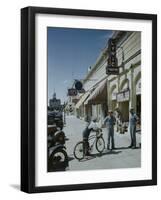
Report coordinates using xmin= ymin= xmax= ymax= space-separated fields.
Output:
xmin=112 ymin=91 xmax=117 ymax=100
xmin=116 ymin=89 xmax=130 ymax=102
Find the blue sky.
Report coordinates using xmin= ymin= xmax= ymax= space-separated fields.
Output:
xmin=48 ymin=27 xmax=112 ymax=103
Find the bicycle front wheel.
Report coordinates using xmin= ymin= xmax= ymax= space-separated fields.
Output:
xmin=73 ymin=141 xmax=85 ymax=160
xmin=96 ymin=137 xmax=105 ymax=153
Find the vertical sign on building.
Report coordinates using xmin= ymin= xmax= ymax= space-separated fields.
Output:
xmin=106 ymin=38 xmax=119 ymax=75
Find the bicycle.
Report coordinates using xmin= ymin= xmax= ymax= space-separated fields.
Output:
xmin=73 ymin=129 xmax=105 ymax=160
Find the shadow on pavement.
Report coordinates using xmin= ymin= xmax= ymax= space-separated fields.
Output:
xmin=99 ymin=150 xmax=122 ymax=156
xmin=114 ymin=146 xmax=130 ymax=150
xmin=77 ymin=150 xmax=122 ymax=162
xmin=114 ymin=146 xmax=141 ymax=150
xmin=130 ymin=146 xmax=141 ymax=149
xmin=68 ymin=155 xmax=75 ymax=161
xmin=79 ymin=155 xmax=97 ymax=162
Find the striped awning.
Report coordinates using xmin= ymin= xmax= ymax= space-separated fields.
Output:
xmin=75 ymin=91 xmax=90 ymax=109
xmin=84 ymin=79 xmax=107 ymax=105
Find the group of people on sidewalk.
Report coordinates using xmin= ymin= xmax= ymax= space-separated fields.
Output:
xmin=83 ymin=108 xmax=139 ymax=156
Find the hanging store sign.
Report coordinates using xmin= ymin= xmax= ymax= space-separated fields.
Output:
xmin=106 ymin=66 xmax=119 ymax=75
xmin=107 ymin=55 xmax=118 ymax=67
xmin=116 ymin=89 xmax=130 ymax=102
xmin=78 ymin=88 xmax=85 ymax=93
xmin=68 ymin=88 xmax=78 ymax=96
xmin=108 ymin=38 xmax=116 ymax=53
xmin=106 ymin=38 xmax=119 ymax=75
xmin=75 ymin=80 xmax=83 ymax=90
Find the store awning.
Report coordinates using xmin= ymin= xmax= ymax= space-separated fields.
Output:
xmin=84 ymin=79 xmax=107 ymax=105
xmin=75 ymin=91 xmax=90 ymax=109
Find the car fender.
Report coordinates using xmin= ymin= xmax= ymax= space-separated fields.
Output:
xmin=49 ymin=144 xmax=66 ymax=156
xmin=54 ymin=130 xmax=65 ymax=135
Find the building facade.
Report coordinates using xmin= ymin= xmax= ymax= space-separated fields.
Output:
xmin=75 ymin=46 xmax=108 ymax=123
xmin=75 ymin=30 xmax=141 ymax=126
xmin=108 ymin=31 xmax=141 ymax=122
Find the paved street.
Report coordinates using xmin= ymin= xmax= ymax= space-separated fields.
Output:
xmin=64 ymin=115 xmax=141 ymax=171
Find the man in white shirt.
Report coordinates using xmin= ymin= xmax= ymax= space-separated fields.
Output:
xmin=83 ymin=116 xmax=99 ymax=156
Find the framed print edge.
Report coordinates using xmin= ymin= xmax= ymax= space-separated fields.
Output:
xmin=21 ymin=6 xmax=157 ymax=193
xmin=21 ymin=7 xmax=35 ymax=193
xmin=21 ymin=7 xmax=29 ymax=192
xmin=152 ymin=14 xmax=157 ymax=186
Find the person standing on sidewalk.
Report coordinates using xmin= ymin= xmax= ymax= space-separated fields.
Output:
xmin=114 ymin=107 xmax=123 ymax=132
xmin=129 ymin=108 xmax=139 ymax=149
xmin=104 ymin=110 xmax=116 ymax=150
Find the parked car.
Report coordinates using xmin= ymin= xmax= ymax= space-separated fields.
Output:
xmin=48 ymin=124 xmax=69 ymax=172
xmin=48 ymin=110 xmax=63 ymax=129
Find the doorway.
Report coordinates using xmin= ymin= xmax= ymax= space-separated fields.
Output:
xmin=136 ymin=94 xmax=141 ymax=118
xmin=119 ymin=101 xmax=129 ymax=122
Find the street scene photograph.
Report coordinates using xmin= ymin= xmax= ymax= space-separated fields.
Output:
xmin=47 ymin=27 xmax=141 ymax=172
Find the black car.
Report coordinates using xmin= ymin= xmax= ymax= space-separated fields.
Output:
xmin=48 ymin=111 xmax=63 ymax=129
xmin=48 ymin=125 xmax=69 ymax=172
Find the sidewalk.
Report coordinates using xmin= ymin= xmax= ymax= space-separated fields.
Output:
xmin=64 ymin=115 xmax=141 ymax=171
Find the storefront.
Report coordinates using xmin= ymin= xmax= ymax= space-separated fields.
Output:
xmin=84 ymin=79 xmax=108 ymax=123
xmin=116 ymin=89 xmax=130 ymax=122
xmin=75 ymin=91 xmax=90 ymax=119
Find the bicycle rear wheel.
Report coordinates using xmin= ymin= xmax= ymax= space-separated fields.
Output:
xmin=96 ymin=137 xmax=105 ymax=153
xmin=73 ymin=141 xmax=85 ymax=160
